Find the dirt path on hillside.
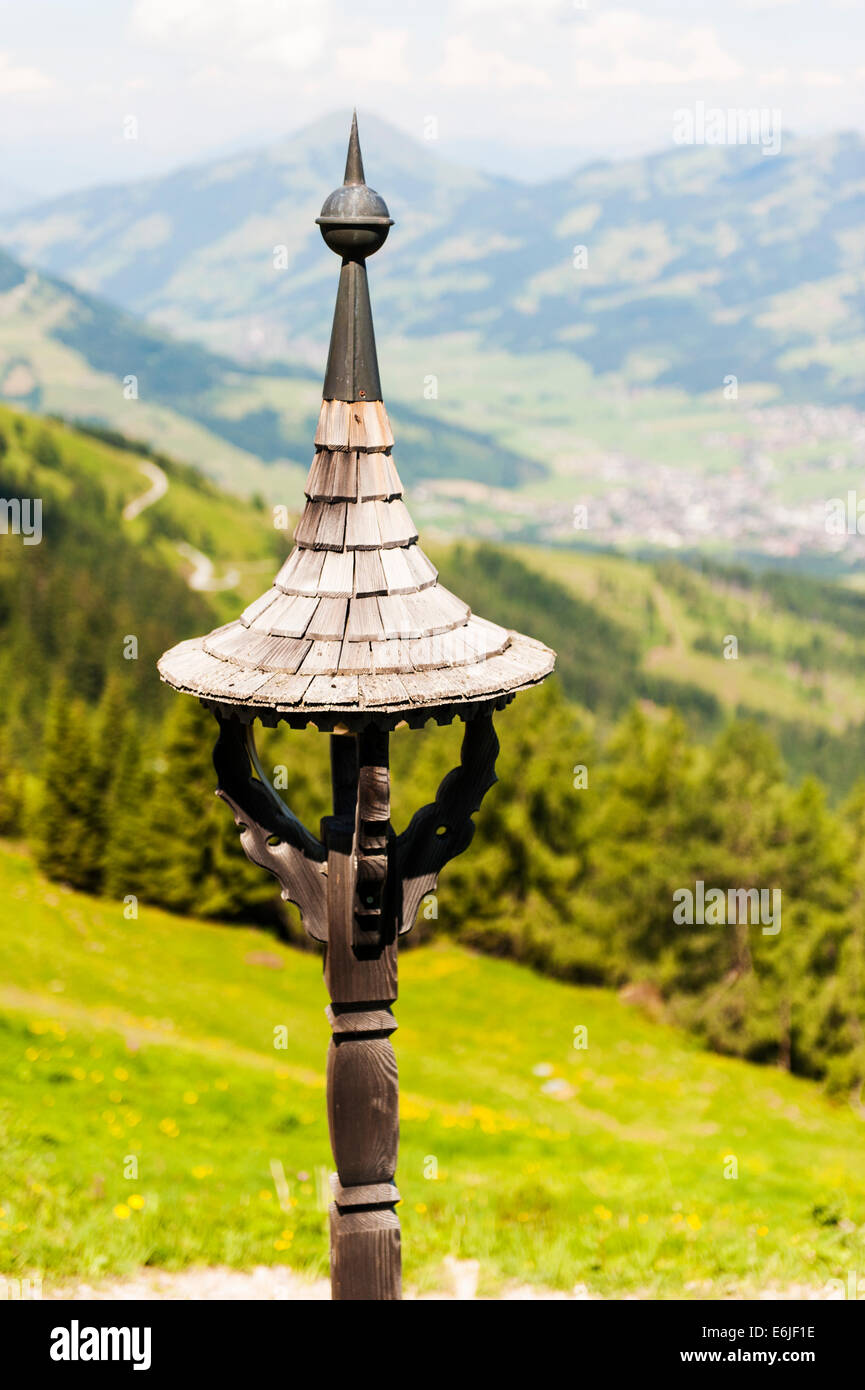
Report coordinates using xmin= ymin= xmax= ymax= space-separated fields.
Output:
xmin=175 ymin=541 xmax=240 ymax=593
xmin=121 ymin=460 xmax=240 ymax=593
xmin=122 ymin=461 xmax=168 ymax=521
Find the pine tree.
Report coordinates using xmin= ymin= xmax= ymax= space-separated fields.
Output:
xmin=91 ymin=674 xmax=130 ymax=883
xmin=102 ymin=726 xmax=153 ymax=903
xmin=0 ymin=724 xmax=22 ymax=836
xmin=147 ymin=698 xmax=279 ymax=921
xmin=34 ymin=685 xmax=104 ymax=890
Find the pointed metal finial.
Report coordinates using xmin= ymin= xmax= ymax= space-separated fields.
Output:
xmin=316 ymin=112 xmax=394 ymax=402
xmin=344 ymin=109 xmax=365 ymax=186
xmin=316 ymin=113 xmax=393 ymax=261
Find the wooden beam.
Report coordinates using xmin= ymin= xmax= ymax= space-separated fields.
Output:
xmin=324 ymin=730 xmax=400 ymax=1300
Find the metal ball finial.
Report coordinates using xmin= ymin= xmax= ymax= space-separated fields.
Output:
xmin=316 ymin=111 xmax=393 ymax=260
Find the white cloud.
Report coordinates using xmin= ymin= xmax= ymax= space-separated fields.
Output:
xmin=758 ymin=68 xmax=789 ymax=85
xmin=333 ymin=31 xmax=411 ymax=85
xmin=437 ymin=35 xmax=551 ymax=89
xmin=245 ymin=29 xmax=330 ymax=71
xmin=575 ymin=12 xmax=743 ymax=88
xmin=0 ymin=52 xmax=54 ymax=94
xmin=132 ymin=0 xmax=331 ymax=69
xmin=455 ymin=0 xmax=572 ymax=13
xmin=802 ymin=70 xmax=845 ymax=87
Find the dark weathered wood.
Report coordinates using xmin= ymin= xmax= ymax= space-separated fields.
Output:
xmin=323 ymin=730 xmax=400 ymax=1300
xmin=330 ymin=1208 xmax=401 ymax=1301
xmin=212 ymin=716 xmax=328 ymax=940
xmin=354 ymin=727 xmax=391 ymax=944
xmin=323 ymin=789 xmax=397 ymax=1003
xmin=330 ymin=732 xmax=358 ymax=819
xmin=396 ymin=712 xmax=500 ymax=934
xmin=327 ymin=1031 xmax=398 ymax=1183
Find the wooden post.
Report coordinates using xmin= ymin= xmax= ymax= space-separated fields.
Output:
xmin=168 ymin=113 xmax=556 ymax=1303
xmin=324 ymin=730 xmax=401 ymax=1300
xmin=212 ymin=713 xmax=502 ymax=1300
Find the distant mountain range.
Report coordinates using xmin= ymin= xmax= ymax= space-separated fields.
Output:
xmin=3 ymin=112 xmax=864 ymax=403
xmin=0 ymin=240 xmax=537 ymax=502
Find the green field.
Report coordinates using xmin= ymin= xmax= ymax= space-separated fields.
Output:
xmin=1 ymin=840 xmax=863 ymax=1299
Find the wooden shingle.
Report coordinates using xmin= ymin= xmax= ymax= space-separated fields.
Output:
xmin=159 ymin=382 xmax=554 ymax=720
xmin=345 ymin=596 xmax=385 ymax=642
xmin=379 ymin=546 xmax=416 ymax=594
xmin=358 ymin=452 xmax=397 ymax=501
xmin=306 ymin=596 xmax=349 ymax=642
xmin=345 ymin=500 xmax=382 ymax=550
xmin=275 ymin=548 xmax=325 ymax=595
xmin=375 ymin=499 xmax=417 ymax=548
xmin=319 ymin=548 xmax=355 ymax=596
xmin=250 ymin=592 xmax=319 ymax=639
xmin=354 ymin=548 xmax=388 ymax=597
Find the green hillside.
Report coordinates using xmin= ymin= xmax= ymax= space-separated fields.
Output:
xmin=4 ymin=406 xmax=865 ymax=1100
xmin=0 ymin=247 xmax=538 ymax=506
xmin=433 ymin=540 xmax=865 ymax=798
xmin=7 ymin=115 xmax=864 ymax=404
xmin=0 ymin=404 xmax=286 ymax=752
xmin=1 ymin=841 xmax=863 ymax=1298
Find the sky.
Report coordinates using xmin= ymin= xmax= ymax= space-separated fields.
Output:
xmin=0 ymin=0 xmax=862 ymax=197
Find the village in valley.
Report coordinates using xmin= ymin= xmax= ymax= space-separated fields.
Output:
xmin=413 ymin=401 xmax=865 ymax=563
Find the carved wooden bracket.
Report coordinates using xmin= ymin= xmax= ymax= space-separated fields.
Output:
xmin=212 ymin=711 xmax=499 ymax=944
xmin=394 ymin=712 xmax=499 ymax=934
xmin=213 ymin=716 xmax=328 ymax=942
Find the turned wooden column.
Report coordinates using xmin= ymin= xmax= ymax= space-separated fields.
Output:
xmin=212 ymin=712 xmax=503 ymax=1301
xmin=324 ymin=730 xmax=400 ymax=1300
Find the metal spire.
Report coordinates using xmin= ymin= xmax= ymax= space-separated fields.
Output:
xmin=316 ymin=113 xmax=393 ymax=403
xmin=344 ymin=109 xmax=365 ymax=185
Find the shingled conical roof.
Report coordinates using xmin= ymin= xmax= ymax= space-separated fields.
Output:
xmin=158 ymin=114 xmax=554 ymax=731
